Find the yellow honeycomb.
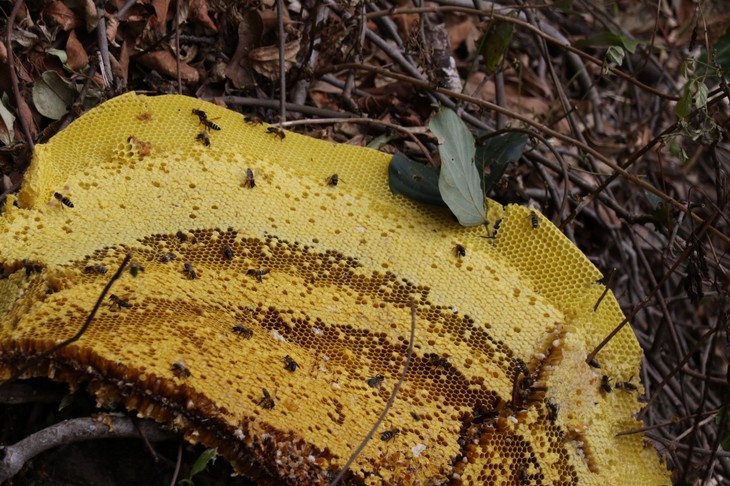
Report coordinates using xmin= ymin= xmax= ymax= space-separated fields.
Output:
xmin=0 ymin=93 xmax=669 ymax=484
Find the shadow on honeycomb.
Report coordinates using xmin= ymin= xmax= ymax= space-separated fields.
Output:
xmin=0 ymin=93 xmax=669 ymax=484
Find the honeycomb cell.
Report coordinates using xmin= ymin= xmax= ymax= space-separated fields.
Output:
xmin=0 ymin=93 xmax=668 ymax=485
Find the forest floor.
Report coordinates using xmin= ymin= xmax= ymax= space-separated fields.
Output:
xmin=1 ymin=1 xmax=729 ymax=484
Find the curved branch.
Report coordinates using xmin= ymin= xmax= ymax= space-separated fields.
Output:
xmin=0 ymin=416 xmax=176 ymax=483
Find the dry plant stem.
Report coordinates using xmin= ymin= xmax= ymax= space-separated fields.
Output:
xmin=375 ymin=3 xmax=678 ymax=101
xmin=330 ymin=300 xmax=417 ymax=485
xmin=133 ymin=417 xmax=161 ymax=463
xmin=590 ymin=209 xmax=720 ymax=378
xmin=640 ymin=325 xmax=722 ymax=422
xmin=0 ymin=416 xmax=175 ymax=483
xmin=627 ymin=227 xmax=685 ymax=359
xmin=170 ymin=440 xmax=184 ymax=486
xmin=646 ymin=432 xmax=730 ymax=459
xmin=175 ymin=0 xmax=182 ymax=94
xmin=96 ymin=4 xmax=113 ymax=87
xmin=616 ymin=409 xmax=720 ymax=437
xmin=680 ymin=312 xmax=725 ymax=484
xmin=0 ymin=252 xmax=134 ymax=390
xmin=328 ymin=62 xmax=730 ymax=246
xmin=6 ymin=0 xmax=34 ymax=151
xmin=277 ymin=0 xmax=286 ymax=122
xmin=562 ymin=91 xmax=727 ymax=229
xmin=115 ymin=0 xmax=139 ymax=19
xmin=222 ymin=96 xmax=355 ymax=119
xmin=281 ymin=117 xmax=434 ymax=164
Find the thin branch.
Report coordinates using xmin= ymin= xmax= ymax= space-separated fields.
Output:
xmin=0 ymin=252 xmax=134 ymax=389
xmin=280 ymin=117 xmax=434 ymax=165
xmin=0 ymin=416 xmax=175 ymax=483
xmin=330 ymin=300 xmax=417 ymax=485
xmin=277 ymin=0 xmax=286 ymax=122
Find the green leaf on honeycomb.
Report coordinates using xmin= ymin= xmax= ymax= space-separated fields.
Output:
xmin=0 ymin=93 xmax=668 ymax=484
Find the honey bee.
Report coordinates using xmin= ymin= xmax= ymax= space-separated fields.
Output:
xmin=367 ymin=375 xmax=385 ymax=389
xmin=109 ymin=294 xmax=132 ymax=309
xmin=84 ymin=264 xmax=108 ymax=274
xmin=243 ymin=168 xmax=256 ymax=188
xmin=283 ymin=355 xmax=299 ymax=372
xmin=529 ymin=210 xmax=539 ymax=229
xmin=201 ymin=119 xmax=221 ymax=132
xmin=54 ymin=192 xmax=74 ymax=208
xmin=410 ymin=411 xmax=421 ymax=421
xmin=244 ymin=114 xmax=263 ymax=124
xmin=184 ymin=262 xmax=197 ymax=279
xmin=160 ymin=252 xmax=176 ymax=263
xmin=266 ymin=126 xmax=285 ymax=139
xmin=426 ymin=353 xmax=451 ymax=369
xmin=380 ymin=428 xmax=400 ymax=442
xmin=22 ymin=259 xmax=44 ymax=276
xmin=601 ymin=375 xmax=612 ymax=393
xmin=171 ymin=360 xmax=192 ymax=378
xmin=247 ymin=268 xmax=269 ymax=282
xmin=454 ymin=244 xmax=466 ymax=257
xmin=196 ymin=132 xmax=210 ymax=147
xmin=232 ymin=325 xmax=254 ymax=339
xmin=175 ymin=231 xmax=187 ymax=242
xmin=192 ymin=108 xmax=207 ymax=122
xmin=258 ymin=388 xmax=275 ymax=409
xmin=587 ymin=357 xmax=600 ymax=368
xmin=129 ymin=262 xmax=144 ymax=277
xmin=519 ymin=466 xmax=530 ymax=485
xmin=615 ymin=377 xmax=638 ymax=391
xmin=326 ymin=174 xmax=339 ymax=186
xmin=223 ymin=245 xmax=234 ymax=260
xmin=546 ymin=399 xmax=559 ymax=421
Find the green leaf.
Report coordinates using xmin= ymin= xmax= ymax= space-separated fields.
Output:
xmin=189 ymin=448 xmax=217 ymax=477
xmin=675 ymin=82 xmax=694 ymax=118
xmin=606 ymin=45 xmax=625 ymax=67
xmin=32 ymin=71 xmax=78 ymax=120
xmin=694 ymin=81 xmax=708 ymax=110
xmin=479 ymin=18 xmax=515 ymax=74
xmin=58 ymin=393 xmax=74 ymax=411
xmin=475 ymin=132 xmax=528 ymax=195
xmin=47 ymin=48 xmax=68 ymax=65
xmin=388 ymin=153 xmax=446 ymax=207
xmin=574 ymin=31 xmax=642 ymax=54
xmin=430 ymin=107 xmax=486 ymax=226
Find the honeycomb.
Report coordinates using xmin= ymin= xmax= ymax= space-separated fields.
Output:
xmin=0 ymin=93 xmax=669 ymax=484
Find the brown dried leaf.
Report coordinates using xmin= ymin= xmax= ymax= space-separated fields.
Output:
xmin=225 ymin=12 xmax=263 ymax=89
xmin=189 ymin=0 xmax=217 ymax=32
xmin=81 ymin=0 xmax=99 ymax=32
xmin=136 ymin=51 xmax=200 ymax=84
xmin=248 ymin=39 xmax=300 ymax=81
xmin=66 ymin=30 xmax=89 ymax=71
xmin=152 ymin=0 xmax=171 ymax=33
xmin=43 ymin=1 xmax=80 ymax=32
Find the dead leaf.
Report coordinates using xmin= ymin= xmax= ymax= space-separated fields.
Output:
xmin=66 ymin=30 xmax=89 ymax=70
xmin=0 ymin=101 xmax=16 ymax=146
xmin=43 ymin=1 xmax=80 ymax=32
xmin=136 ymin=51 xmax=200 ymax=84
xmin=189 ymin=0 xmax=217 ymax=32
xmin=225 ymin=12 xmax=262 ymax=89
xmin=152 ymin=0 xmax=171 ymax=33
xmin=249 ymin=39 xmax=300 ymax=80
xmin=81 ymin=0 xmax=99 ymax=32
